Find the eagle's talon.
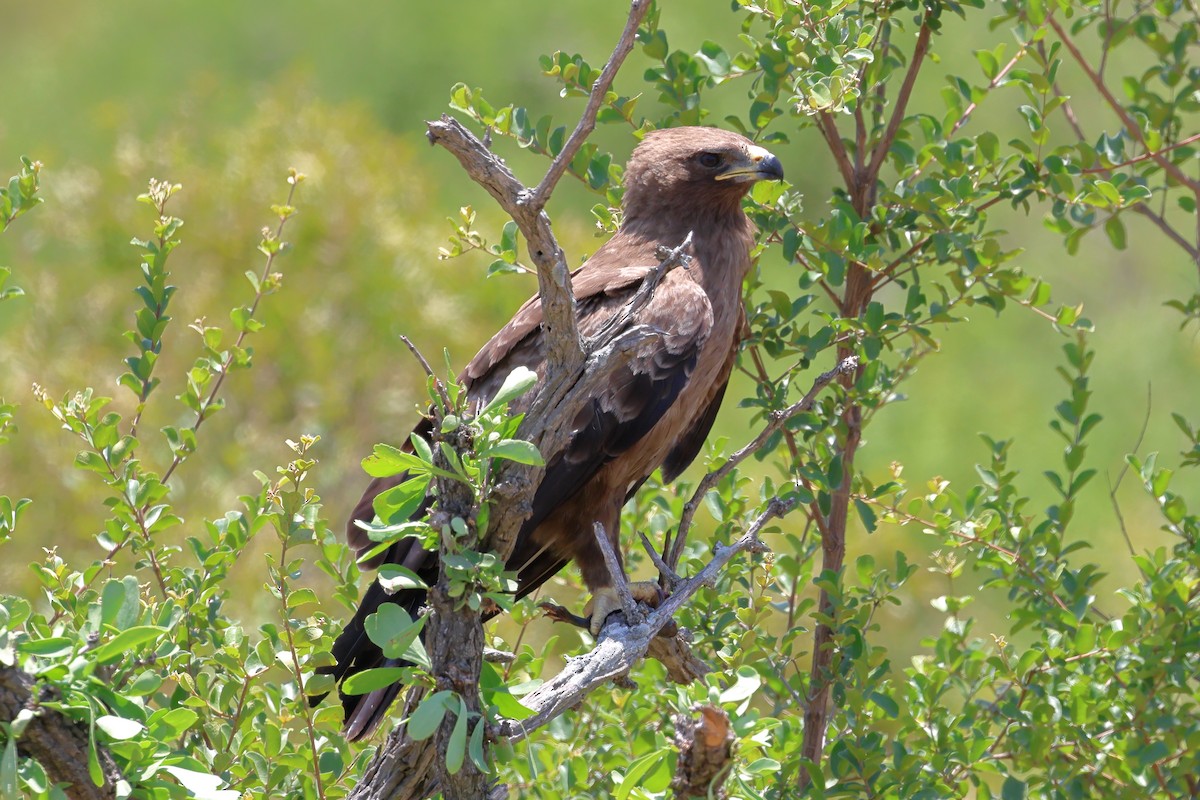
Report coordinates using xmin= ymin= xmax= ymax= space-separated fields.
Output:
xmin=539 ymin=602 xmax=591 ymax=629
xmin=584 ymin=581 xmax=667 ymax=635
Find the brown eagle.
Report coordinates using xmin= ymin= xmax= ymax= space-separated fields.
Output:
xmin=325 ymin=127 xmax=783 ymax=740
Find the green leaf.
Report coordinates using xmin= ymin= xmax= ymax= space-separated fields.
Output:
xmin=363 ymin=443 xmax=427 ymax=478
xmin=855 ymin=554 xmax=876 ymax=586
xmin=826 ymin=453 xmax=844 ymax=489
xmin=870 ymin=691 xmax=900 ymax=718
xmin=377 ymin=564 xmax=428 ymax=592
xmin=1002 ymin=776 xmax=1027 ymax=800
xmin=407 ymin=691 xmax=452 ymax=741
xmin=341 ymin=667 xmax=409 ymax=696
xmin=127 ymin=670 xmax=163 ymax=696
xmin=854 ymin=499 xmax=878 ymax=533
xmin=19 ymin=637 xmax=74 ymax=657
xmin=154 ymin=708 xmax=199 ymax=737
xmin=481 ymin=661 xmax=537 ymax=720
xmin=719 ymin=666 xmax=761 ymax=704
xmin=615 ymin=748 xmax=671 ymax=799
xmin=468 ymin=718 xmax=487 ymax=772
xmin=480 ymin=366 xmax=538 ymax=416
xmin=1104 ymin=216 xmax=1126 ymax=250
xmin=373 ymin=474 xmax=431 ymax=524
xmin=480 ymin=439 xmax=543 ymax=465
xmin=162 ymin=766 xmax=238 ymax=799
xmin=286 ymin=587 xmax=318 ymax=609
xmin=95 ymin=715 xmax=144 ymax=740
xmin=446 ymin=698 xmax=468 ymax=774
xmin=364 ymin=604 xmax=426 ymax=661
xmin=0 ymin=733 xmax=16 ymax=799
xmin=90 ymin=626 xmax=167 ymax=663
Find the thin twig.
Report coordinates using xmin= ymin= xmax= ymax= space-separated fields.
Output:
xmin=593 ymin=521 xmax=640 ymax=622
xmin=399 ymin=334 xmax=451 ymax=410
xmin=530 ymin=0 xmax=653 ymax=208
xmin=665 ymin=357 xmax=857 ymax=575
xmin=586 ymin=232 xmax=692 ymax=350
xmin=639 ymin=529 xmax=682 ymax=585
xmin=1107 ymin=383 xmax=1152 ymax=560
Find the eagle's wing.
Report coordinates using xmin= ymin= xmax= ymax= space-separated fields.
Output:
xmin=343 ymin=260 xmax=658 ymax=563
xmin=508 ymin=266 xmax=713 ymax=542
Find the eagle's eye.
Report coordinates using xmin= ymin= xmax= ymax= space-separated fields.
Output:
xmin=697 ymin=152 xmax=722 ymax=169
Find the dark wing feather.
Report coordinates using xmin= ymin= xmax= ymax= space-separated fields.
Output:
xmin=506 ymin=270 xmax=714 ymax=601
xmin=505 ymin=334 xmax=700 ymax=599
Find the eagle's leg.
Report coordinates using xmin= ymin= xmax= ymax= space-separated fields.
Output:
xmin=584 ymin=582 xmax=664 ymax=635
xmin=573 ymin=503 xmax=665 ymax=634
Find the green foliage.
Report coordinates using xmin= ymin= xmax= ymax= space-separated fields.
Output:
xmin=0 ymin=157 xmax=40 ymax=549
xmin=1 ymin=176 xmax=367 ymax=799
xmin=2 ymin=0 xmax=1199 ymax=798
xmin=355 ymin=363 xmax=536 ymax=617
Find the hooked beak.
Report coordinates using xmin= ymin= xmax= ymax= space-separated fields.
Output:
xmin=716 ymin=143 xmax=784 ymax=183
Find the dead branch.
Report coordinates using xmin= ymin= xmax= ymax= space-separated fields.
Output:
xmin=424 ymin=0 xmax=652 ymax=378
xmin=639 ymin=529 xmax=682 ymax=585
xmin=586 ymin=232 xmax=693 ymax=350
xmin=399 ymin=334 xmax=450 ymax=410
xmin=594 ymin=521 xmax=641 ymax=622
xmin=671 ymin=705 xmax=735 ymax=798
xmin=499 ymin=497 xmax=788 ymax=745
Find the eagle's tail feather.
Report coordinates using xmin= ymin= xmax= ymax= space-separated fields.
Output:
xmin=316 ymin=575 xmax=429 ymax=741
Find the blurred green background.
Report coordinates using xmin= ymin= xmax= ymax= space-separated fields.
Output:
xmin=0 ymin=2 xmax=1196 ymax=641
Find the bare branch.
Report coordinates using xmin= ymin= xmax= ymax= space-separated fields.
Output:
xmin=586 ymin=232 xmax=693 ymax=351
xmin=426 ymin=116 xmax=584 ymax=370
xmin=593 ymin=521 xmax=640 ymax=622
xmin=399 ymin=334 xmax=451 ymax=411
xmin=500 ymin=499 xmax=784 ymax=745
xmin=639 ymin=529 xmax=682 ymax=585
xmin=483 ymin=647 xmax=517 ymax=664
xmin=530 ymin=0 xmax=654 ymax=207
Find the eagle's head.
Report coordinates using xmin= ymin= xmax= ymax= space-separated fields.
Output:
xmin=622 ymin=126 xmax=784 ymax=224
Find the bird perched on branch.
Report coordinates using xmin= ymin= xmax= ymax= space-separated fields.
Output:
xmin=323 ymin=126 xmax=783 ymax=740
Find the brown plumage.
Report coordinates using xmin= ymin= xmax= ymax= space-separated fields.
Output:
xmin=323 ymin=127 xmax=783 ymax=740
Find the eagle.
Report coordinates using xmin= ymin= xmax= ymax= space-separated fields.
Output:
xmin=324 ymin=126 xmax=783 ymax=741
